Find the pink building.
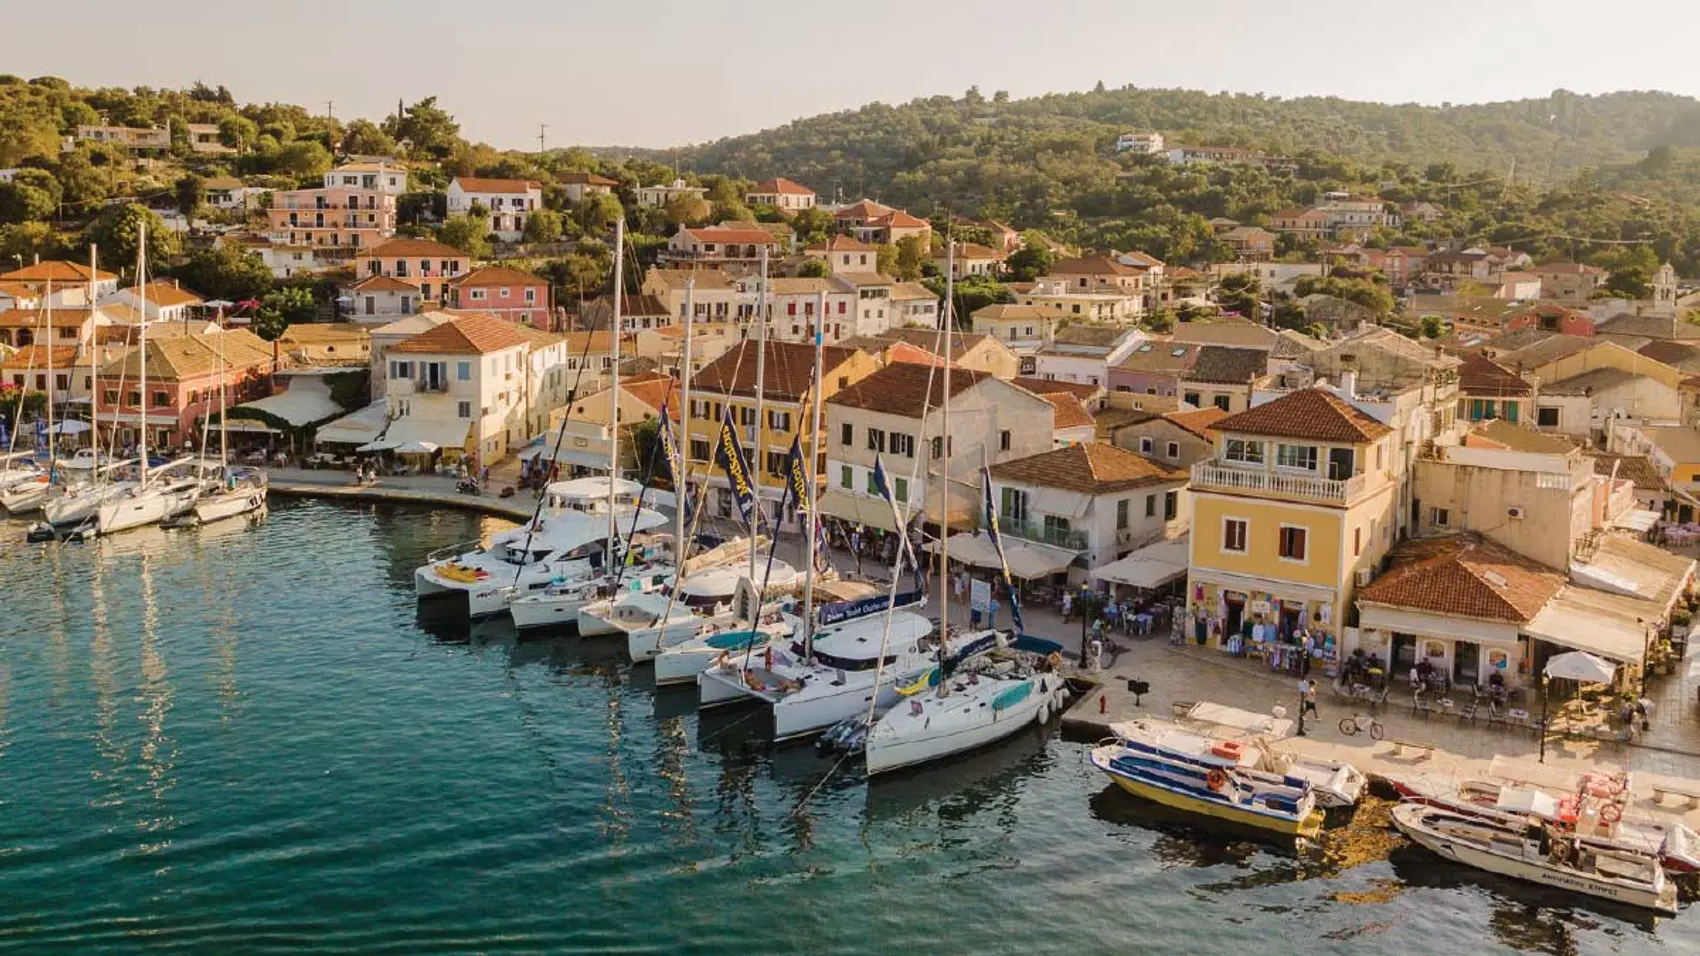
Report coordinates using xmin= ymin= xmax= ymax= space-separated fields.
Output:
xmin=265 ymin=163 xmax=407 ymax=256
xmin=95 ymin=330 xmax=276 ymax=450
xmin=354 ymin=238 xmax=471 ymax=304
xmin=446 ymin=266 xmax=553 ymax=327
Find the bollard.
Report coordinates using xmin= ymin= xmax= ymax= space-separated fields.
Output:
xmin=1100 ymin=694 xmax=1107 ymax=714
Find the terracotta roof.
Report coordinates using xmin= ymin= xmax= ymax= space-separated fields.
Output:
xmin=1457 ymin=354 xmax=1532 ymax=396
xmin=872 ymin=210 xmax=928 ymax=229
xmin=1042 ymin=392 xmax=1096 ymax=430
xmin=938 ymin=242 xmax=1004 ymax=260
xmin=876 ymin=327 xmax=994 ymax=361
xmin=1047 ymin=255 xmax=1140 ymax=276
xmin=833 ymin=199 xmax=893 ymax=220
xmin=826 ymin=363 xmax=991 ymax=417
xmin=1587 ymin=453 xmax=1664 ymax=489
xmin=451 ymin=177 xmax=541 ymax=194
xmin=990 ymin=442 xmax=1186 ymax=494
xmin=1534 ymin=261 xmax=1605 ymax=276
xmin=973 ymin=304 xmax=1051 ymax=322
xmin=1462 ymin=419 xmax=1578 ymax=455
xmin=1493 ymin=334 xmax=1596 ymax=370
xmin=889 ymin=281 xmax=937 ymax=302
xmin=361 ymin=238 xmax=468 ymax=259
xmin=750 ymin=177 xmax=813 ymax=196
xmin=388 ymin=314 xmax=530 ymax=355
xmin=1595 ymin=313 xmax=1700 ymax=341
xmin=1010 ymin=377 xmax=1099 ymax=402
xmin=347 ymin=274 xmax=419 ymax=294
xmin=762 ymin=278 xmax=839 ymax=295
xmin=644 ymin=267 xmax=737 ymax=291
xmin=558 ymin=171 xmax=617 ymax=186
xmin=1214 ymin=388 xmax=1392 ymax=443
xmin=1121 ymin=250 xmax=1164 ymax=268
xmin=1637 ymin=340 xmax=1700 ymax=371
xmin=277 ymin=323 xmax=370 ymax=345
xmin=0 ymin=260 xmax=118 ymax=284
xmin=680 ymin=227 xmax=781 ymax=245
xmin=0 ymin=282 xmax=40 ymax=299
xmin=1358 ymin=534 xmax=1564 ymax=623
xmin=807 ymin=235 xmax=876 ymax=253
xmin=119 ymin=283 xmax=203 ymax=308
xmin=447 ymin=265 xmax=547 ymax=288
xmin=98 ymin=330 xmax=274 ymax=382
xmin=563 ymin=330 xmax=617 ymax=354
xmin=1164 ymin=407 xmax=1230 ymax=440
xmin=582 ymin=291 xmax=670 ymax=317
xmin=1481 ymin=328 xmax=1553 ymax=355
xmin=1183 ymin=345 xmax=1268 ymax=384
xmin=617 ymin=373 xmax=680 ymax=417
xmin=1540 ymin=366 xmax=1639 ymax=396
xmin=0 ymin=344 xmax=79 ymax=370
xmin=1116 ymin=341 xmax=1200 ymax=374
xmin=695 ymin=340 xmax=859 ymax=403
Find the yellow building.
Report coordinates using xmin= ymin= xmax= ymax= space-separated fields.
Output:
xmin=683 ymin=339 xmax=878 ymax=527
xmin=1184 ymin=388 xmax=1399 ymax=652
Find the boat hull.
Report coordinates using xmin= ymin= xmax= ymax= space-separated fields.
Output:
xmin=1091 ymin=750 xmax=1323 ymax=838
xmin=510 ymin=594 xmax=587 ymax=631
xmin=866 ymin=677 xmax=1065 ymax=775
xmin=1 ymin=478 xmax=50 ymax=513
xmin=770 ymin=667 xmax=929 ymax=740
xmin=194 ymin=490 xmax=265 ymax=524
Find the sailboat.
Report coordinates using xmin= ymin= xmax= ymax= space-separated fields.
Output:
xmin=191 ymin=308 xmax=268 ymax=525
xmin=2 ymin=283 xmax=58 ymax=514
xmin=97 ymin=223 xmax=204 ymax=535
xmin=44 ymin=246 xmax=137 ymax=529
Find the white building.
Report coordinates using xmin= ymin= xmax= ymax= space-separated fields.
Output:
xmin=1115 ymin=131 xmax=1165 ymax=154
xmin=636 ymin=178 xmax=707 ymax=208
xmin=446 ymin=177 xmax=544 ymax=242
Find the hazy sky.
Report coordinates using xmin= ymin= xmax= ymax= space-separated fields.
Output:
xmin=10 ymin=0 xmax=1700 ymax=150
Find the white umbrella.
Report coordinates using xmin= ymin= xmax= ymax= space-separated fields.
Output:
xmin=48 ymin=420 xmax=92 ymax=435
xmin=1543 ymin=651 xmax=1618 ymax=684
xmin=394 ymin=441 xmax=440 ymax=455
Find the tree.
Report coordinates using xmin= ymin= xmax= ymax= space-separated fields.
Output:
xmin=172 ymin=243 xmax=274 ymax=303
xmin=1143 ymin=309 xmax=1176 ymax=333
xmin=1216 ymin=271 xmax=1262 ymax=318
xmin=630 ymin=416 xmax=664 ymax=485
xmin=168 ymin=117 xmax=192 ymax=158
xmin=174 ymin=173 xmax=205 ymax=218
xmin=384 ymin=96 xmax=461 ymax=159
xmin=255 ymin=286 xmax=315 ymax=341
xmin=522 ymin=208 xmax=564 ymax=244
xmin=790 ymin=207 xmax=831 ymax=244
xmin=273 ymin=140 xmax=332 ymax=179
xmin=661 ymin=192 xmax=710 ymax=227
xmin=576 ymin=192 xmax=624 ymax=235
xmin=796 ymin=257 xmax=831 ymax=278
xmin=0 ymin=221 xmax=59 ymax=265
xmin=711 ymin=199 xmax=753 ymax=223
xmin=54 ymin=149 xmax=114 ymax=209
xmin=893 ymin=235 xmax=928 ymax=281
xmin=438 ymin=215 xmax=491 ymax=258
xmin=925 ymin=273 xmax=1010 ymax=318
xmin=539 ymin=250 xmax=611 ymax=301
xmin=1419 ymin=314 xmax=1445 ymax=338
xmin=0 ymin=177 xmax=57 ymax=224
xmin=86 ymin=204 xmax=176 ymax=276
xmin=339 ymin=118 xmax=396 ymax=157
xmin=876 ymin=242 xmax=899 ymax=277
xmin=1005 ymin=240 xmax=1056 ymax=282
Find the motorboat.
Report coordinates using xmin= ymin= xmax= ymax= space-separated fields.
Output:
xmin=862 ymin=631 xmax=1069 ymax=775
xmin=1391 ymin=772 xmax=1700 ymax=875
xmin=651 ymin=602 xmax=798 ymax=686
xmin=1392 ymin=802 xmax=1677 ymax=915
xmin=192 ymin=467 xmax=269 ymax=525
xmin=509 ymin=561 xmax=674 ymax=632
xmin=0 ymin=470 xmax=51 ymax=513
xmin=1088 ymin=725 xmax=1325 ymax=838
xmin=696 ymin=610 xmax=940 ymax=738
xmin=57 ymin=448 xmax=106 ymax=472
xmin=1145 ymin=702 xmax=1369 ymax=810
xmin=413 ymin=477 xmax=668 ymax=619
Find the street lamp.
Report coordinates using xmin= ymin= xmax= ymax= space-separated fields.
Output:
xmin=1078 ymin=584 xmax=1100 ymax=665
xmin=1538 ymin=673 xmax=1551 ymax=764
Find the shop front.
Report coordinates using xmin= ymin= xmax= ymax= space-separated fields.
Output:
xmin=1187 ymin=571 xmax=1342 ymax=675
xmin=1354 ymin=604 xmax=1528 ymax=691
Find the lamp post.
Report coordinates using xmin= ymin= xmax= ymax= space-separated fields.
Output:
xmin=1538 ymin=673 xmax=1551 ymax=764
xmin=1078 ymin=585 xmax=1099 ymax=665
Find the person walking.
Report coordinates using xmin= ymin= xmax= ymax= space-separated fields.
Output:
xmin=1299 ymin=631 xmax=1314 ymax=677
xmin=1301 ymin=678 xmax=1319 ymax=720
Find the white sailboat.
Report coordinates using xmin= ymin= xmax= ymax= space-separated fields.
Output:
xmin=2 ymin=284 xmax=58 ymax=514
xmin=192 ymin=309 xmax=268 ymax=525
xmin=44 ymin=245 xmax=135 ymax=528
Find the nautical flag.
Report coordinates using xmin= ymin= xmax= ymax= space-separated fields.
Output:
xmin=783 ymin=434 xmax=810 ymax=520
xmin=982 ymin=467 xmax=1025 ymax=636
xmin=813 ymin=517 xmax=832 ymax=574
xmin=871 ymin=454 xmax=923 ymax=587
xmin=712 ymin=405 xmax=757 ymax=530
xmin=658 ymin=410 xmax=681 ymax=489
xmin=0 ymin=419 xmax=9 ymax=448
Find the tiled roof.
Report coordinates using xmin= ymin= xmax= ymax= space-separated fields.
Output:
xmin=0 ymin=260 xmax=118 ymax=283
xmin=1164 ymin=407 xmax=1230 ymax=440
xmin=558 ymin=171 xmax=617 ymax=186
xmin=1481 ymin=328 xmax=1553 ymax=354
xmin=277 ymin=323 xmax=370 ymax=344
xmin=1041 ymin=392 xmax=1096 ymax=430
xmin=1358 ymin=534 xmax=1563 ymax=623
xmin=764 ymin=278 xmax=839 ymax=295
xmin=972 ymin=304 xmax=1049 ymax=322
xmin=694 ymin=340 xmax=859 ymax=402
xmin=202 ymin=175 xmax=245 ymax=190
xmin=1638 ymin=340 xmax=1700 ymax=371
xmin=582 ymin=291 xmax=670 ymax=317
xmin=1183 ymin=345 xmax=1268 ymax=384
xmin=1457 ymin=354 xmax=1532 ymax=396
xmin=1052 ymin=325 xmax=1134 ymax=349
xmin=1121 ymin=250 xmax=1164 ymax=268
xmin=1215 ymin=387 xmax=1392 ymax=443
xmin=873 ymin=210 xmax=928 ymax=229
xmin=99 ymin=330 xmax=274 ymax=381
xmin=990 ymin=442 xmax=1186 ymax=495
xmin=1493 ymin=334 xmax=1595 ymax=370
xmin=1047 ymin=255 xmax=1139 ymax=276
xmin=681 ymin=227 xmax=781 ymax=245
xmin=451 ymin=176 xmax=541 ymax=194
xmin=889 ymin=281 xmax=937 ymax=302
xmin=876 ymin=327 xmax=994 ymax=361
xmin=938 ymin=242 xmax=1004 ymax=260
xmin=1596 ymin=313 xmax=1700 ymax=341
xmin=833 ymin=199 xmax=893 ymax=220
xmin=834 ymin=271 xmax=893 ymax=288
xmin=1534 ymin=261 xmax=1605 ymax=276
xmin=447 ymin=265 xmax=546 ymax=288
xmin=826 ymin=363 xmax=990 ymax=417
xmin=750 ymin=177 xmax=813 ymax=196
xmin=1271 ymin=328 xmax=1325 ymax=359
xmin=562 ymin=330 xmax=617 ymax=354
xmin=620 ymin=374 xmax=680 ymax=416
xmin=1116 ymin=341 xmax=1199 ymax=374
xmin=361 ymin=238 xmax=468 ymax=258
xmin=347 ymin=274 xmax=419 ymax=293
xmin=123 ymin=283 xmax=203 ymax=308
xmin=1644 ymin=426 xmax=1700 ymax=464
xmin=1171 ymin=317 xmax=1277 ymax=349
xmin=1539 ymin=366 xmax=1638 ymax=396
xmin=0 ymin=344 xmax=79 ymax=370
xmin=389 ymin=314 xmax=530 ymax=355
xmin=644 ymin=267 xmax=737 ymax=291
xmin=1462 ymin=419 xmax=1578 ymax=455
xmin=0 ymin=281 xmax=39 ymax=299
xmin=1587 ymin=453 xmax=1664 ymax=489
xmin=1010 ymin=377 xmax=1100 ymax=402
xmin=806 ymin=235 xmax=876 ymax=253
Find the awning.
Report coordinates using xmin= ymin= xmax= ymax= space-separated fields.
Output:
xmin=1570 ymin=536 xmax=1694 ymax=612
xmin=219 ymin=421 xmax=280 ymax=434
xmin=381 ymin=418 xmax=471 ymax=451
xmin=524 ymin=447 xmax=608 ymax=469
xmin=1524 ymin=587 xmax=1650 ymax=665
xmin=818 ymin=488 xmax=905 ymax=533
xmin=1612 ymin=509 xmax=1661 ymax=533
xmin=1092 ymin=535 xmax=1189 ymax=588
xmin=316 ymin=399 xmax=388 ymax=445
xmin=104 ymin=412 xmax=178 ymax=426
xmin=926 ymin=531 xmax=1080 ymax=579
xmin=232 ymin=376 xmax=343 ymax=427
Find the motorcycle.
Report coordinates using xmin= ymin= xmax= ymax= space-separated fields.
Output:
xmin=456 ymin=477 xmax=481 ymax=495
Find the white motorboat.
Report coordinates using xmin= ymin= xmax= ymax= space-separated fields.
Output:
xmin=1149 ymin=702 xmax=1369 ymax=810
xmin=413 ymin=477 xmax=668 ymax=619
xmin=97 ymin=477 xmax=203 ymax=534
xmin=509 ymin=562 xmax=674 ymax=632
xmin=697 ymin=610 xmax=940 ymax=738
xmin=863 ymin=631 xmax=1069 ymax=775
xmin=58 ymin=448 xmax=106 ymax=472
xmin=0 ymin=471 xmax=51 ymax=513
xmin=1392 ymin=803 xmax=1677 ymax=915
xmin=621 ymin=557 xmax=802 ymax=661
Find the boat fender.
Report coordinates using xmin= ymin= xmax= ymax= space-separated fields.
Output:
xmin=1035 ymin=700 xmax=1049 ymax=726
xmin=1047 ymin=651 xmax=1063 ymax=672
xmin=1600 ymin=803 xmax=1623 ymax=825
xmin=1206 ymin=769 xmax=1229 ymax=792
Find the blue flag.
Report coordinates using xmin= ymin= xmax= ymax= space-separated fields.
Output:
xmin=783 ymin=434 xmax=810 ymax=521
xmin=712 ymin=406 xmax=757 ymax=530
xmin=872 ymin=455 xmax=924 ymax=589
xmin=982 ymin=467 xmax=1025 ymax=636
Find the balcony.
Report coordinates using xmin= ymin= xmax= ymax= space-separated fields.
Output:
xmin=1191 ymin=461 xmax=1364 ymax=506
xmin=415 ymin=378 xmax=449 ymax=394
xmin=1001 ymin=519 xmax=1089 ymax=551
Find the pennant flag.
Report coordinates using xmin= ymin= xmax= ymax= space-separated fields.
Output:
xmin=982 ymin=467 xmax=1025 ymax=636
xmin=657 ymin=410 xmax=681 ymax=489
xmin=871 ymin=455 xmax=918 ymax=579
xmin=813 ymin=516 xmax=832 ymax=574
xmin=712 ymin=405 xmax=757 ymax=530
xmin=782 ymin=434 xmax=810 ymax=520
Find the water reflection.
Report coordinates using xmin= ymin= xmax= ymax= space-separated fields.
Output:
xmin=864 ymin=726 xmax=1051 ymax=825
xmin=133 ymin=549 xmax=179 ymax=857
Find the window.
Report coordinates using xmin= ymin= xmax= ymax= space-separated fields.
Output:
xmin=456 ymin=361 xmax=471 ymax=381
xmin=1276 ymin=444 xmax=1318 ymax=471
xmin=457 ymin=401 xmax=472 ymax=419
xmin=470 ymin=289 xmax=487 ymax=301
xmin=1164 ymin=490 xmax=1177 ymax=520
xmin=767 ymin=410 xmax=791 ymax=432
xmin=1537 ymin=406 xmax=1559 ymax=427
xmin=999 ymin=430 xmax=1011 ymax=451
xmin=1430 ymin=507 xmax=1450 ymax=527
xmin=525 ymin=288 xmax=536 ymax=303
xmin=152 ymin=390 xmax=168 ymax=407
xmin=1222 ymin=518 xmax=1248 ymax=553
xmin=866 ymin=470 xmax=879 ymax=495
xmin=867 ymin=427 xmax=885 ymax=452
xmin=840 ymin=464 xmax=853 ymax=489
xmin=1278 ymin=525 xmax=1308 ymax=561
xmin=892 ymin=433 xmax=915 ymax=457
xmin=1116 ymin=499 xmax=1129 ymax=530
xmin=1505 ymin=402 xmax=1519 ymax=424
xmin=841 ymin=422 xmax=854 ymax=446
xmin=1145 ymin=494 xmax=1155 ymax=517
xmin=1001 ymin=487 xmax=1028 ymax=522
xmin=1354 ymin=526 xmax=1363 ymax=556
xmin=1165 ymin=441 xmax=1179 ymax=459
xmin=766 ymin=450 xmax=786 ymax=476
xmin=931 ymin=436 xmax=944 ymax=459
xmin=690 ymin=438 xmax=711 ymax=462
xmin=893 ymin=476 xmax=908 ymax=502
xmin=1183 ymin=391 xmax=1201 ymax=407
xmin=1213 ymin=395 xmax=1230 ymax=412
xmin=1224 ymin=438 xmax=1263 ymax=464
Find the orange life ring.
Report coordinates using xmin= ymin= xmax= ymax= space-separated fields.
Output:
xmin=1206 ymin=769 xmax=1229 ymax=792
xmin=1601 ymin=803 xmax=1623 ymax=824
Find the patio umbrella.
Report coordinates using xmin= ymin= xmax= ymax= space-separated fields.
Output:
xmin=394 ymin=441 xmax=440 ymax=455
xmin=48 ymin=420 xmax=92 ymax=435
xmin=1543 ymin=651 xmax=1618 ymax=684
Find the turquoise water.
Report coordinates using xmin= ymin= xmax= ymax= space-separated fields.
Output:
xmin=0 ymin=499 xmax=1694 ymax=954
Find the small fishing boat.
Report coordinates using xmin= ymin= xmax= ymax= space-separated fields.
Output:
xmin=1391 ymin=803 xmax=1678 ymax=915
xmin=1121 ymin=704 xmax=1368 ymax=810
xmin=1089 ymin=724 xmax=1325 ymax=838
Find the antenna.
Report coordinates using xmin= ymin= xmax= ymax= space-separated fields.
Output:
xmin=326 ymin=100 xmax=335 ymax=121
xmin=538 ymin=123 xmax=548 ymax=154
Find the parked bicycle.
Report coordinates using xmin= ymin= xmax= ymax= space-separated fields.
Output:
xmin=1338 ymin=712 xmax=1384 ymax=740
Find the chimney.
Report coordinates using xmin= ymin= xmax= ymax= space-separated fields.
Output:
xmin=1339 ymin=370 xmax=1357 ymax=400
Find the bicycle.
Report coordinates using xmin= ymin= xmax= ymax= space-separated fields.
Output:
xmin=1339 ymin=712 xmax=1384 ymax=740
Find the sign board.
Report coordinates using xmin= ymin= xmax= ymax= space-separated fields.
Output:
xmin=970 ymin=578 xmax=992 ymax=612
xmin=1249 ymin=599 xmax=1272 ymax=615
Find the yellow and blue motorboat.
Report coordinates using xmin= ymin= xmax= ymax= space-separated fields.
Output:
xmin=1089 ymin=726 xmax=1324 ymax=839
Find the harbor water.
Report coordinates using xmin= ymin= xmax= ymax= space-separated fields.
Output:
xmin=1 ymin=499 xmax=1696 ymax=954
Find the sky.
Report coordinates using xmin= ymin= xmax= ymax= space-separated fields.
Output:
xmin=10 ymin=0 xmax=1700 ymax=150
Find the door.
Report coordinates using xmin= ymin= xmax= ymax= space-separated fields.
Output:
xmin=1224 ymin=596 xmax=1245 ymax=639
xmin=1328 ymin=447 xmax=1354 ymax=481
xmin=364 ymin=296 xmax=374 ymax=316
xmin=1453 ymin=642 xmax=1480 ymax=685
xmin=1391 ymin=633 xmax=1417 ymax=671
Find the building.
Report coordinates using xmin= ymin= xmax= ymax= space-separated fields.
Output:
xmin=557 ymin=171 xmax=617 ymax=204
xmin=1401 ymin=201 xmax=1444 ymax=224
xmin=890 ymin=282 xmax=940 ymax=328
xmin=70 ymin=124 xmax=169 ymax=152
xmin=1016 ymin=278 xmax=1143 ymax=323
xmin=1178 ymin=345 xmax=1271 ymax=413
xmin=1456 ymin=354 xmax=1535 ymax=425
xmin=734 ymin=277 xmax=854 ymax=343
xmin=641 ymin=267 xmax=741 ymax=326
xmin=0 ymin=261 xmax=121 ymax=300
xmin=663 ymin=226 xmax=784 ymax=266
xmin=831 ymin=272 xmax=902 ymax=340
xmin=275 ymin=323 xmax=371 ymax=366
xmin=1536 ymin=262 xmax=1608 ymax=304
xmin=1108 ymin=341 xmax=1199 ymax=410
xmin=745 ymin=178 xmax=816 ymax=212
xmin=1041 ymin=391 xmax=1098 ymax=446
xmin=1185 ymin=388 xmax=1400 ymax=650
xmin=1115 ymin=131 xmax=1165 ymax=155
xmin=803 ymin=235 xmax=879 ymax=274
xmin=265 ymin=162 xmax=407 ymax=253
xmin=971 ymin=304 xmax=1055 ymax=355
xmin=354 ymin=238 xmax=470 ymax=304
xmin=578 ymin=292 xmax=673 ymax=334
xmin=446 ymin=177 xmax=544 ymax=242
xmin=1170 ymin=316 xmax=1278 ymax=351
xmin=535 ymin=372 xmax=678 ymax=476
xmin=932 ymin=242 xmax=1005 ymax=279
xmin=870 ymin=328 xmax=1022 ymax=379
xmin=832 ymin=200 xmax=931 ymax=246
xmin=1 ymin=344 xmax=85 ymax=410
xmin=186 ymin=122 xmax=235 ymax=155
xmin=1109 ymin=407 xmax=1229 ymax=469
xmin=445 ymin=266 xmax=552 ymax=327
xmin=636 ymin=179 xmax=707 ymax=208
xmin=344 ymin=274 xmax=423 ymax=322
xmin=990 ymin=442 xmax=1190 ymax=581
xmin=820 ymin=364 xmax=1053 ymax=535
xmin=367 ymin=311 xmax=452 ymax=395
xmin=683 ymin=339 xmax=877 ymax=526
xmin=95 ymin=330 xmax=276 ymax=450
xmin=1270 ymin=207 xmax=1330 ymax=241
xmin=100 ymin=282 xmax=203 ymax=323
xmin=1220 ymin=226 xmax=1276 ymax=261
xmin=203 ymin=176 xmax=259 ymax=211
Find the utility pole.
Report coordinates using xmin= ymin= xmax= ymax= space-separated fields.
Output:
xmin=538 ymin=124 xmax=548 ymax=154
xmin=325 ymin=100 xmax=335 ymax=121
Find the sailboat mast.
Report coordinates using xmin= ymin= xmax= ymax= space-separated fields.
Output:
xmin=749 ymin=246 xmax=768 ymax=583
xmin=606 ymin=216 xmax=625 ymax=566
xmin=44 ymin=276 xmax=54 ymax=467
xmin=676 ymin=278 xmax=694 ymax=556
xmin=803 ymin=289 xmax=825 ymax=658
xmin=88 ymin=245 xmax=98 ymax=474
xmin=218 ymin=308 xmax=228 ymax=471
xmin=940 ymin=241 xmax=956 ymax=654
xmin=136 ymin=222 xmax=149 ymax=488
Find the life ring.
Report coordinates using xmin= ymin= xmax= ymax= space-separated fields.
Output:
xmin=1047 ymin=651 xmax=1063 ymax=671
xmin=1601 ymin=803 xmax=1623 ymax=824
xmin=1206 ymin=769 xmax=1229 ymax=792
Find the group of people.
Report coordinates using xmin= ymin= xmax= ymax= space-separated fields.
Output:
xmin=1060 ymin=588 xmax=1170 ymax=638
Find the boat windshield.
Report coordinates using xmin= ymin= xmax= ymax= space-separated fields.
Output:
xmin=811 ymin=649 xmax=895 ymax=672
